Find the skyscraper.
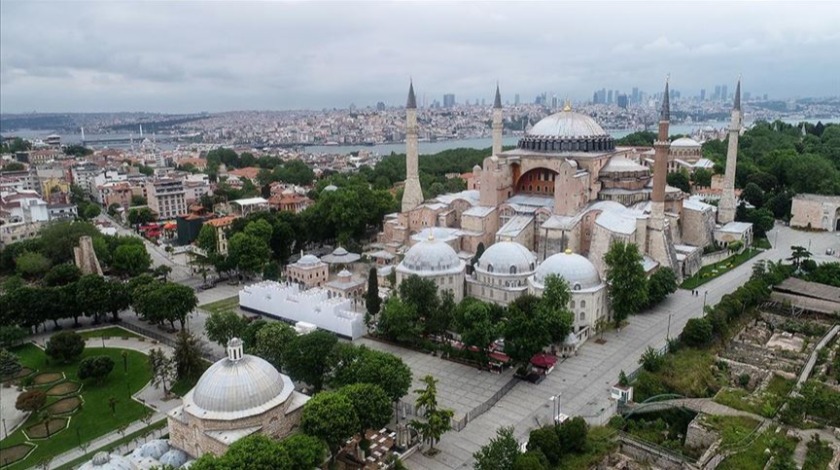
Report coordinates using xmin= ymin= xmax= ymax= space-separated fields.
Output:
xmin=617 ymin=94 xmax=628 ymax=109
xmin=700 ymin=89 xmax=706 ymax=101
xmin=714 ymin=85 xmax=721 ymax=100
xmin=514 ymin=94 xmax=520 ymax=106
xmin=721 ymin=85 xmax=728 ymax=102
xmin=443 ymin=94 xmax=455 ymax=108
xmin=607 ymin=90 xmax=613 ymax=104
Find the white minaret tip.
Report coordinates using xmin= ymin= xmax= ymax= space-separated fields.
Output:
xmin=227 ymin=338 xmax=244 ymax=361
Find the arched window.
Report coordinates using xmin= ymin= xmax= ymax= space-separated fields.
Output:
xmin=510 ymin=265 xmax=517 ymax=275
xmin=580 ymin=300 xmax=586 ymax=308
xmin=570 ymin=300 xmax=576 ymax=309
xmin=487 ymin=264 xmax=494 ymax=273
xmin=579 ymin=312 xmax=585 ymax=321
xmin=573 ymin=283 xmax=581 ymax=291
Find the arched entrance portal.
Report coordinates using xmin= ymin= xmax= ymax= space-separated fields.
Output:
xmin=516 ymin=168 xmax=558 ymax=196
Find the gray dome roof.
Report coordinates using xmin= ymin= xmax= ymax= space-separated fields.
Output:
xmin=297 ymin=254 xmax=321 ymax=266
xmin=600 ymin=156 xmax=649 ymax=173
xmin=529 ymin=110 xmax=607 ymax=138
xmin=189 ymin=353 xmax=293 ymax=418
xmin=534 ymin=250 xmax=602 ymax=290
xmin=476 ymin=242 xmax=536 ymax=276
xmin=399 ymin=236 xmax=462 ymax=274
xmin=671 ymin=137 xmax=701 ymax=148
xmin=80 ymin=452 xmax=137 ymax=470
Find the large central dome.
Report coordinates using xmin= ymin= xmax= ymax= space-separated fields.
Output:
xmin=399 ymin=236 xmax=463 ymax=274
xmin=529 ymin=110 xmax=608 ymax=138
xmin=518 ymin=107 xmax=615 ymax=153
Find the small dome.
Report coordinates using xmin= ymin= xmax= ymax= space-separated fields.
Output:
xmin=671 ymin=137 xmax=701 ymax=148
xmin=158 ymin=449 xmax=189 ymax=468
xmin=80 ymin=452 xmax=137 ymax=470
xmin=134 ymin=440 xmax=168 ymax=460
xmin=476 ymin=242 xmax=536 ymax=276
xmin=190 ymin=349 xmax=291 ymax=415
xmin=332 ymin=247 xmax=348 ymax=256
xmin=534 ymin=251 xmax=601 ymax=290
xmin=400 ymin=237 xmax=462 ymax=274
xmin=337 ymin=269 xmax=352 ymax=279
xmin=297 ymin=254 xmax=321 ymax=266
xmin=529 ymin=110 xmax=608 ymax=138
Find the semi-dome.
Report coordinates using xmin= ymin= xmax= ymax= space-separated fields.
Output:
xmin=188 ymin=338 xmax=293 ymax=418
xmin=600 ymin=156 xmax=649 ymax=174
xmin=518 ymin=107 xmax=615 ymax=153
xmin=670 ymin=137 xmax=701 ymax=148
xmin=399 ymin=236 xmax=462 ymax=274
xmin=475 ymin=242 xmax=536 ymax=276
xmin=534 ymin=250 xmax=602 ymax=290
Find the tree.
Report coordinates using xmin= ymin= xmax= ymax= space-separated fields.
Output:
xmin=742 ymin=182 xmax=765 ymax=208
xmin=639 ymin=346 xmax=665 ymax=372
xmin=174 ymin=330 xmax=204 ymax=381
xmin=283 ymin=330 xmax=337 ymax=392
xmin=76 ymin=274 xmax=110 ymax=323
xmin=471 ymin=242 xmax=486 ymax=267
xmin=365 ymin=267 xmax=381 ymax=316
xmin=127 ymin=207 xmax=155 ymax=226
xmin=152 ymin=265 xmax=172 ymax=281
xmin=130 ymin=195 xmax=147 ymax=206
xmin=190 ymin=434 xmax=294 ymax=470
xmin=513 ymin=451 xmax=548 ymax=470
xmin=43 ymin=263 xmax=81 ymax=287
xmin=16 ymin=389 xmax=46 ymax=413
xmin=83 ymin=203 xmax=102 ymax=219
xmin=339 ymin=383 xmax=393 ymax=440
xmin=399 ymin=275 xmax=440 ymax=320
xmin=0 ymin=348 xmax=22 ymax=378
xmin=681 ymin=318 xmax=714 ymax=347
xmin=2 ymin=161 xmax=26 ymax=171
xmin=473 ymin=426 xmax=521 ymax=470
xmin=196 ymin=224 xmax=218 ymax=254
xmin=252 ymin=321 xmax=296 ymax=371
xmin=557 ymin=416 xmax=588 ymax=453
xmin=647 ymin=267 xmax=678 ymax=307
xmin=411 ymin=375 xmax=453 ymax=451
xmin=277 ymin=434 xmax=327 ymax=470
xmin=0 ymin=327 xmax=26 ymax=349
xmin=504 ymin=295 xmax=553 ymax=369
xmin=377 ymin=297 xmax=422 ymax=345
xmin=78 ymin=355 xmax=115 ymax=384
xmin=105 ymin=279 xmax=131 ymax=322
xmin=205 ymin=311 xmax=247 ymax=347
xmin=38 ymin=221 xmax=100 ymax=264
xmin=692 ymin=168 xmax=712 ymax=187
xmin=111 ymin=244 xmax=152 ymax=277
xmin=604 ymin=241 xmax=648 ymax=327
xmin=300 ymin=391 xmax=360 ymax=463
xmin=537 ymin=275 xmax=574 ymax=343
xmin=228 ymin=232 xmax=270 ymax=278
xmin=148 ymin=348 xmax=175 ymax=395
xmin=330 ymin=345 xmax=413 ymax=404
xmin=666 ymin=171 xmax=691 ymax=193
xmin=133 ymin=281 xmax=197 ymax=330
xmin=244 ymin=219 xmax=273 ymax=245
xmin=788 ymin=245 xmax=812 ymax=269
xmin=14 ymin=251 xmax=51 ymax=279
xmin=45 ymin=331 xmax=85 ymax=363
xmin=527 ymin=427 xmax=562 ymax=465
xmin=453 ymin=300 xmax=497 ymax=364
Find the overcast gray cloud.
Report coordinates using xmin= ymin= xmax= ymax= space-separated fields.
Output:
xmin=1 ymin=1 xmax=839 ymax=113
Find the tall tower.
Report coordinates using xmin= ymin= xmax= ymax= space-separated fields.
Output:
xmin=717 ymin=79 xmax=742 ymax=225
xmin=492 ymin=84 xmax=503 ymax=156
xmin=401 ymin=81 xmax=424 ymax=212
xmin=650 ymin=79 xmax=670 ymax=229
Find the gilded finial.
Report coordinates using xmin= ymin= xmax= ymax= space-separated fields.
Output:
xmin=562 ymin=99 xmax=572 ymax=112
xmin=427 ymin=230 xmax=435 ymax=241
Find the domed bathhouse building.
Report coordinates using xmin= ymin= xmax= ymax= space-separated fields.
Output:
xmin=377 ymin=80 xmax=751 ymax=291
xmin=167 ymin=338 xmax=309 ymax=458
xmin=529 ymin=249 xmax=608 ymax=349
xmin=467 ymin=241 xmax=536 ymax=305
xmin=396 ymin=232 xmax=467 ymax=302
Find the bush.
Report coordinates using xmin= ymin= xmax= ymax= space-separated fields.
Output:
xmin=16 ymin=389 xmax=46 ymax=412
xmin=46 ymin=331 xmax=85 ymax=363
xmin=681 ymin=318 xmax=713 ymax=348
xmin=78 ymin=355 xmax=115 ymax=384
xmin=738 ymin=373 xmax=751 ymax=388
xmin=0 ymin=348 xmax=22 ymax=377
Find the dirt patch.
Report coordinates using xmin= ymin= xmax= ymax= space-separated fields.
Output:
xmin=32 ymin=372 xmax=63 ymax=385
xmin=1 ymin=367 xmax=34 ymax=383
xmin=0 ymin=443 xmax=35 ymax=465
xmin=45 ymin=381 xmax=81 ymax=396
xmin=45 ymin=396 xmax=82 ymax=415
xmin=25 ymin=417 xmax=68 ymax=439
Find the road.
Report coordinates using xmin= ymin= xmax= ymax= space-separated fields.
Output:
xmin=406 ymin=226 xmax=840 ymax=470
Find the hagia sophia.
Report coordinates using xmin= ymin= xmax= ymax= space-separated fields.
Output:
xmin=380 ymin=79 xmax=752 ymax=346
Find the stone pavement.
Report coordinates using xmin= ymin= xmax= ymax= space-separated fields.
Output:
xmin=0 ymin=386 xmax=28 ymax=440
xmin=405 ymin=226 xmax=840 ymax=469
xmin=357 ymin=338 xmax=514 ymax=420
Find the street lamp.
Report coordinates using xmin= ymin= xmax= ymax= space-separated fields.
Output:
xmin=549 ymin=393 xmax=562 ymax=424
xmin=666 ymin=313 xmax=672 ymax=342
xmin=702 ymin=291 xmax=708 ymax=313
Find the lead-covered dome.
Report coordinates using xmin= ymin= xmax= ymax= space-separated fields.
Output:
xmin=670 ymin=137 xmax=701 ymax=148
xmin=187 ymin=338 xmax=293 ymax=418
xmin=399 ymin=236 xmax=462 ymax=274
xmin=519 ymin=108 xmax=615 ymax=153
xmin=475 ymin=242 xmax=536 ymax=276
xmin=533 ymin=250 xmax=602 ymax=290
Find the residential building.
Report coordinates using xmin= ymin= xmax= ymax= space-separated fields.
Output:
xmin=147 ymin=178 xmax=187 ymax=220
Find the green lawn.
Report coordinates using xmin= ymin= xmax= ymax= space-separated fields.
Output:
xmin=717 ymin=428 xmax=797 ymax=470
xmin=702 ymin=415 xmax=761 ymax=447
xmin=681 ymin=248 xmax=762 ymax=290
xmin=753 ymin=237 xmax=772 ymax=250
xmin=714 ymin=375 xmax=795 ymax=418
xmin=199 ymin=296 xmax=240 ymax=315
xmin=0 ymin=345 xmax=153 ymax=469
xmin=53 ymin=420 xmax=167 ymax=470
xmin=78 ymin=326 xmax=142 ymax=340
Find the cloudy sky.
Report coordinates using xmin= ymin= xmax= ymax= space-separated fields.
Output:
xmin=1 ymin=1 xmax=839 ymax=113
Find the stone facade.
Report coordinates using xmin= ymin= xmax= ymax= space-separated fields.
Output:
xmin=74 ymin=235 xmax=104 ymax=276
xmin=285 ymin=256 xmax=329 ymax=288
xmin=790 ymin=194 xmax=840 ymax=232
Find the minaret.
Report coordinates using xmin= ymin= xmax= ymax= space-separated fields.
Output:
xmin=492 ymin=84 xmax=503 ymax=156
xmin=650 ymin=79 xmax=670 ymax=228
xmin=718 ymin=78 xmax=742 ymax=224
xmin=401 ymin=81 xmax=424 ymax=212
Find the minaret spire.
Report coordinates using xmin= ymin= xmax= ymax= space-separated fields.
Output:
xmin=491 ymin=83 xmax=503 ymax=155
xmin=718 ymin=77 xmax=743 ymax=224
xmin=401 ymin=80 xmax=424 ymax=212
xmin=651 ymin=76 xmax=671 ymax=225
xmin=660 ymin=76 xmax=670 ymax=122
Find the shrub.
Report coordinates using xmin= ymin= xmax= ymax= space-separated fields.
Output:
xmin=0 ymin=348 xmax=22 ymax=377
xmin=78 ymin=355 xmax=115 ymax=384
xmin=45 ymin=331 xmax=85 ymax=364
xmin=681 ymin=318 xmax=713 ymax=348
xmin=15 ymin=389 xmax=46 ymax=412
xmin=738 ymin=373 xmax=751 ymax=388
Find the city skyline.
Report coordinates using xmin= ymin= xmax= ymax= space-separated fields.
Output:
xmin=2 ymin=1 xmax=840 ymax=113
